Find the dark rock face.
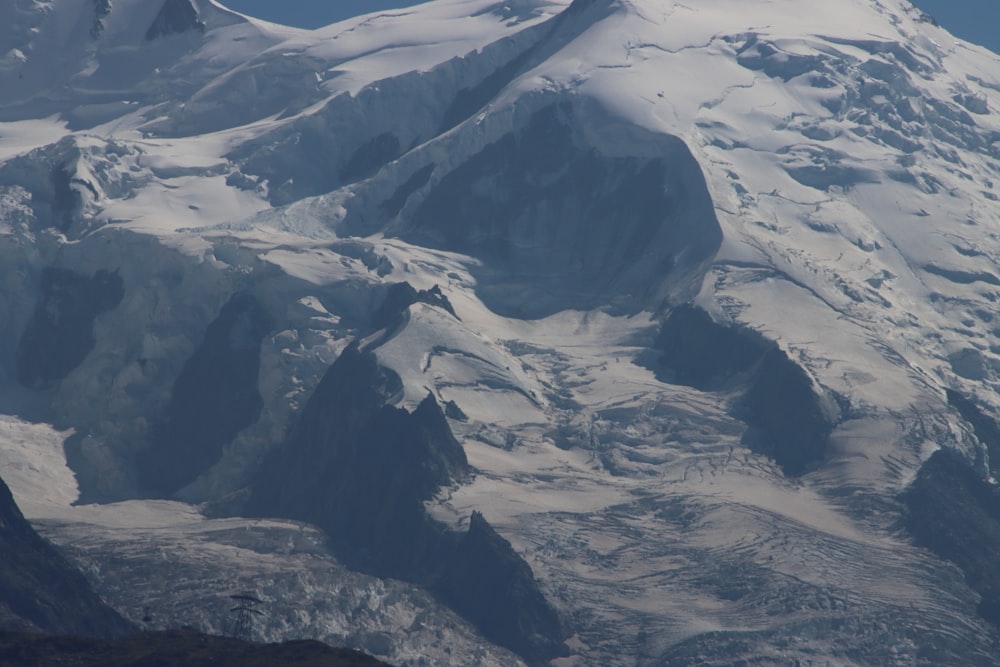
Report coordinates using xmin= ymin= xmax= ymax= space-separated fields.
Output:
xmin=248 ymin=343 xmax=568 ymax=664
xmin=436 ymin=0 xmax=613 ymax=136
xmin=901 ymin=448 xmax=1000 ymax=625
xmin=437 ymin=511 xmax=567 ymax=662
xmin=946 ymin=389 xmax=1000 ymax=477
xmin=0 ymin=149 xmax=93 ymax=233
xmin=444 ymin=399 xmax=468 ymax=422
xmin=16 ymin=268 xmax=124 ymax=390
xmin=140 ymin=294 xmax=271 ymax=496
xmin=409 ymin=104 xmax=722 ymax=318
xmin=145 ymin=0 xmax=204 ymax=41
xmin=339 ymin=133 xmax=401 ymax=184
xmin=50 ymin=164 xmax=80 ymax=232
xmin=437 ymin=48 xmax=537 ymax=136
xmin=0 ymin=629 xmax=391 ymax=667
xmin=248 ymin=343 xmax=463 ymax=567
xmin=741 ymin=347 xmax=836 ymax=476
xmin=648 ymin=305 xmax=835 ymax=475
xmin=0 ymin=475 xmax=133 ymax=637
xmin=379 ymin=163 xmax=435 ymax=218
xmin=649 ymin=305 xmax=773 ymax=390
xmin=370 ymin=282 xmax=458 ymax=331
xmin=90 ymin=0 xmax=112 ymax=39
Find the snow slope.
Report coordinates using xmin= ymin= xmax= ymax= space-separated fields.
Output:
xmin=2 ymin=0 xmax=1000 ymax=664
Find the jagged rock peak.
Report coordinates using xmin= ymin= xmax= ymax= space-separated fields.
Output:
xmin=145 ymin=0 xmax=204 ymax=41
xmin=90 ymin=0 xmax=112 ymax=39
xmin=371 ymin=282 xmax=459 ymax=332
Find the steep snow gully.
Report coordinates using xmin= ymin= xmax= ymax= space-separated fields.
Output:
xmin=3 ymin=0 xmax=1000 ymax=664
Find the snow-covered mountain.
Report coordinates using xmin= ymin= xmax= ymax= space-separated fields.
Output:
xmin=3 ymin=0 xmax=1000 ymax=664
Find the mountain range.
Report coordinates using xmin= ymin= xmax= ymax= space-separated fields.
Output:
xmin=2 ymin=0 xmax=1000 ymax=664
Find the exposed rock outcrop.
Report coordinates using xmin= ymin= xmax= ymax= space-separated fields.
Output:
xmin=437 ymin=511 xmax=567 ymax=662
xmin=370 ymin=282 xmax=457 ymax=332
xmin=17 ymin=268 xmax=124 ymax=390
xmin=90 ymin=0 xmax=112 ymax=39
xmin=0 ymin=474 xmax=133 ymax=637
xmin=339 ymin=133 xmax=401 ymax=184
xmin=145 ymin=0 xmax=204 ymax=41
xmin=648 ymin=305 xmax=837 ymax=475
xmin=408 ymin=103 xmax=722 ymax=318
xmin=248 ymin=342 xmax=568 ymax=665
xmin=741 ymin=347 xmax=838 ymax=476
xmin=946 ymin=388 xmax=1000 ymax=477
xmin=901 ymin=448 xmax=1000 ymax=625
xmin=139 ymin=293 xmax=271 ymax=497
xmin=649 ymin=305 xmax=772 ymax=390
xmin=248 ymin=343 xmax=465 ymax=572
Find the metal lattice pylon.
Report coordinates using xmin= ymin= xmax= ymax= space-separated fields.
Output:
xmin=229 ymin=593 xmax=264 ymax=642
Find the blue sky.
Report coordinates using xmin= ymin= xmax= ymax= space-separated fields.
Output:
xmin=222 ymin=1 xmax=425 ymax=27
xmin=221 ymin=1 xmax=1000 ymax=55
xmin=910 ymin=0 xmax=1000 ymax=54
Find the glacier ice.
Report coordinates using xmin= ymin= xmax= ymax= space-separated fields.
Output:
xmin=2 ymin=0 xmax=1000 ymax=664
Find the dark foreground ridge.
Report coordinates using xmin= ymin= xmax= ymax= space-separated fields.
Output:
xmin=0 ymin=475 xmax=133 ymax=638
xmin=0 ymin=629 xmax=390 ymax=667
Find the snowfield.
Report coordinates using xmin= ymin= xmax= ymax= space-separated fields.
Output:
xmin=2 ymin=0 xmax=1000 ymax=664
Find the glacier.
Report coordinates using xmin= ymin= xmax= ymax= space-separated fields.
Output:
xmin=2 ymin=0 xmax=1000 ymax=664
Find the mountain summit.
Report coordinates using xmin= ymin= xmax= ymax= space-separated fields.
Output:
xmin=2 ymin=0 xmax=1000 ymax=664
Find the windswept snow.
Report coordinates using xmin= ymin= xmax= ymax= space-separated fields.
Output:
xmin=0 ymin=116 xmax=70 ymax=161
xmin=0 ymin=416 xmax=78 ymax=516
xmin=3 ymin=0 xmax=1000 ymax=663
